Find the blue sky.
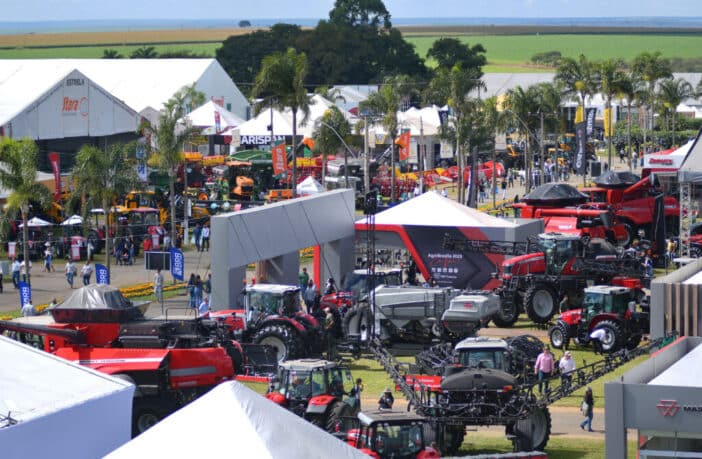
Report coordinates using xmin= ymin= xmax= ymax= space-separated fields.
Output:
xmin=3 ymin=0 xmax=698 ymax=22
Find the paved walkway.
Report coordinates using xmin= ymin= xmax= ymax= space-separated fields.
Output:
xmin=0 ymin=246 xmax=212 ymax=315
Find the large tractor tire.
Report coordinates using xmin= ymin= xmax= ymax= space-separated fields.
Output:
xmin=492 ymin=300 xmax=520 ymax=328
xmin=595 ymin=320 xmax=624 ymax=353
xmin=512 ymin=406 xmax=552 ymax=452
xmin=524 ymin=284 xmax=557 ymax=324
xmin=342 ymin=306 xmax=371 ymax=341
xmin=548 ymin=321 xmax=570 ymax=349
xmin=440 ymin=424 xmax=466 ymax=455
xmin=253 ymin=324 xmax=303 ymax=363
xmin=132 ymin=397 xmax=169 ymax=437
xmin=325 ymin=400 xmax=354 ymax=433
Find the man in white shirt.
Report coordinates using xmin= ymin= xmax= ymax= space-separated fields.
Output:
xmin=590 ymin=328 xmax=606 ymax=354
xmin=559 ymin=351 xmax=576 ymax=389
xmin=153 ymin=269 xmax=164 ymax=304
xmin=198 ymin=296 xmax=210 ymax=318
xmin=11 ymin=258 xmax=21 ymax=289
xmin=201 ymin=225 xmax=210 ymax=252
xmin=21 ymin=300 xmax=35 ymax=317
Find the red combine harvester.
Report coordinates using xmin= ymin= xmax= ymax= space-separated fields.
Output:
xmin=0 ymin=285 xmax=275 ymax=436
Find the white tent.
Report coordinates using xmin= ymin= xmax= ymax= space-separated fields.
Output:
xmin=296 ymin=176 xmax=326 ymax=196
xmin=0 ymin=335 xmax=134 ymax=459
xmin=18 ymin=216 xmax=52 ymax=228
xmin=106 ymin=381 xmax=367 ymax=459
xmin=184 ymin=100 xmax=245 ymax=132
xmin=61 ymin=214 xmax=83 ymax=226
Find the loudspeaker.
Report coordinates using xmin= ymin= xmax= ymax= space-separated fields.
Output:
xmin=589 ymin=161 xmax=602 ymax=177
xmin=145 ymin=251 xmax=171 ymax=271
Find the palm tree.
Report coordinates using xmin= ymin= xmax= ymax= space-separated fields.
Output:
xmin=482 ymin=96 xmax=511 ymax=207
xmin=597 ymin=59 xmax=629 ymax=165
xmin=252 ymin=48 xmax=311 ymax=197
xmin=532 ymin=82 xmax=563 ymax=175
xmin=144 ymin=91 xmax=200 ymax=245
xmin=72 ymin=144 xmax=138 ymax=274
xmin=555 ymin=54 xmax=599 ymax=125
xmin=130 ymin=46 xmax=158 ymax=59
xmin=504 ymin=85 xmax=540 ymax=190
xmin=658 ymin=77 xmax=694 ymax=147
xmin=617 ymin=72 xmax=646 ymax=171
xmin=632 ymin=52 xmax=672 ymax=149
xmin=0 ymin=138 xmax=52 ymax=283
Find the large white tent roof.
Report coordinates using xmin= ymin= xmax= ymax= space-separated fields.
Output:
xmin=106 ymin=381 xmax=367 ymax=459
xmin=0 ymin=59 xmax=248 ymax=126
xmin=183 ymin=100 xmax=245 ymax=131
xmin=357 ymin=191 xmax=517 ymax=227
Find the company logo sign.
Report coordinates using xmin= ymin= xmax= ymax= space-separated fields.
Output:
xmin=657 ymin=400 xmax=681 ymax=417
xmin=62 ymin=96 xmax=89 ymax=117
xmin=649 ymin=158 xmax=673 ymax=165
xmin=240 ymin=135 xmax=285 ymax=145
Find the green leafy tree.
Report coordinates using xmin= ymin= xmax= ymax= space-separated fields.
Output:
xmin=0 ymin=138 xmax=52 ymax=280
xmin=328 ymin=0 xmax=392 ymax=29
xmin=312 ymin=106 xmax=352 ymax=183
xmin=632 ymin=51 xmax=672 ymax=148
xmin=252 ymin=48 xmax=311 ymax=197
xmin=597 ymin=59 xmax=629 ymax=165
xmin=72 ymin=144 xmax=138 ymax=273
xmin=427 ymin=38 xmax=487 ymax=73
xmin=482 ymin=96 xmax=512 ymax=208
xmin=130 ymin=46 xmax=158 ymax=59
xmin=504 ymin=85 xmax=541 ymax=190
xmin=658 ymin=77 xmax=694 ymax=146
xmin=555 ymin=54 xmax=599 ymax=126
xmin=617 ymin=71 xmax=646 ymax=170
xmin=143 ymin=85 xmax=203 ymax=244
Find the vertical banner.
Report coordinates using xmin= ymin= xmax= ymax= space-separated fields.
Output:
xmin=586 ymin=108 xmax=597 ymax=135
xmin=18 ymin=281 xmax=31 ymax=307
xmin=440 ymin=140 xmax=453 ymax=159
xmin=395 ymin=129 xmax=411 ymax=161
xmin=604 ymin=107 xmax=612 ymax=138
xmin=95 ymin=263 xmax=110 ymax=284
xmin=48 ymin=152 xmax=61 ymax=200
xmin=575 ymin=105 xmax=584 ymax=123
xmin=169 ymin=247 xmax=184 ymax=281
xmin=214 ymin=111 xmax=221 ymax=133
xmin=438 ymin=109 xmax=450 ymax=126
xmin=8 ymin=242 xmax=16 ymax=259
xmin=137 ymin=162 xmax=148 ymax=182
xmin=574 ymin=122 xmax=588 ymax=175
xmin=271 ymin=140 xmax=286 ymax=175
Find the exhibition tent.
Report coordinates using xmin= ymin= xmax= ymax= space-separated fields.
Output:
xmin=106 ymin=381 xmax=367 ymax=459
xmin=679 ymin=133 xmax=702 ymax=184
xmin=0 ymin=335 xmax=134 ymax=459
xmin=355 ymin=192 xmax=542 ymax=289
xmin=296 ymin=176 xmax=326 ymax=196
xmin=184 ymin=100 xmax=245 ymax=133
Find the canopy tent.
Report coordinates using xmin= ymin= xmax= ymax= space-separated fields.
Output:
xmin=355 ymin=192 xmax=542 ymax=289
xmin=106 ymin=381 xmax=367 ymax=459
xmin=645 ymin=139 xmax=694 ymax=171
xmin=679 ymin=134 xmax=702 ymax=184
xmin=61 ymin=214 xmax=83 ymax=226
xmin=18 ymin=216 xmax=52 ymax=228
xmin=370 ymin=105 xmax=444 ymax=137
xmin=296 ymin=176 xmax=326 ymax=196
xmin=0 ymin=335 xmax=134 ymax=459
xmin=183 ymin=100 xmax=245 ymax=134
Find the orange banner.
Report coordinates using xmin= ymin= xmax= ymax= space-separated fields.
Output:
xmin=271 ymin=141 xmax=287 ymax=175
xmin=395 ymin=129 xmax=411 ymax=161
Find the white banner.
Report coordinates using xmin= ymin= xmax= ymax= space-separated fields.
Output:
xmin=408 ymin=138 xmax=418 ymax=164
xmin=440 ymin=141 xmax=454 ymax=159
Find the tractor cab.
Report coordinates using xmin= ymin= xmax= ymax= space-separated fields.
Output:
xmin=343 ymin=411 xmax=439 ymax=459
xmin=453 ymin=337 xmax=510 ymax=372
xmin=536 ymin=233 xmax=579 ymax=275
xmin=582 ymin=285 xmax=636 ymax=321
xmin=244 ymin=284 xmax=302 ymax=325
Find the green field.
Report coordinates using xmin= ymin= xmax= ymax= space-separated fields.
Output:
xmin=2 ymin=31 xmax=702 ymax=73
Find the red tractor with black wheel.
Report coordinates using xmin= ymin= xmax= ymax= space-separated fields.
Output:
xmin=548 ymin=285 xmax=650 ymax=353
xmin=266 ymin=359 xmax=360 ymax=433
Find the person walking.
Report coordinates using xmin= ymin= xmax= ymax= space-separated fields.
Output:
xmin=43 ymin=244 xmax=54 ymax=272
xmin=299 ymin=267 xmax=309 ymax=296
xmin=194 ymin=275 xmax=203 ymax=307
xmin=65 ymin=259 xmax=77 ymax=289
xmin=153 ymin=269 xmax=164 ymax=304
xmin=204 ymin=273 xmax=212 ymax=296
xmin=349 ymin=378 xmax=364 ymax=410
xmin=11 ymin=258 xmax=21 ymax=289
xmin=580 ymin=387 xmax=595 ymax=432
xmin=187 ymin=274 xmax=197 ymax=309
xmin=81 ymin=260 xmax=93 ymax=286
xmin=559 ymin=351 xmax=576 ymax=390
xmin=304 ymin=279 xmax=317 ymax=314
xmin=193 ymin=224 xmax=202 ymax=252
xmin=20 ymin=258 xmax=31 ymax=284
xmin=501 ymin=179 xmax=507 ymax=200
xmin=200 ymin=225 xmax=210 ymax=252
xmin=534 ymin=345 xmax=555 ymax=395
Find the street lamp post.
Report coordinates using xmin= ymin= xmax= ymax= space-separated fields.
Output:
xmin=316 ymin=120 xmax=355 ymax=189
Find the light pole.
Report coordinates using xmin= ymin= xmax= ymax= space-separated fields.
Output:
xmin=316 ymin=120 xmax=355 ymax=189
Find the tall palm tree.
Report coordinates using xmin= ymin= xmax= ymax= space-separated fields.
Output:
xmin=504 ymin=85 xmax=540 ymax=190
xmin=555 ymin=54 xmax=599 ymax=125
xmin=597 ymin=59 xmax=629 ymax=165
xmin=72 ymin=144 xmax=138 ymax=274
xmin=483 ymin=96 xmax=511 ymax=207
xmin=533 ymin=82 xmax=563 ymax=174
xmin=144 ymin=93 xmax=200 ymax=245
xmin=658 ymin=77 xmax=694 ymax=147
xmin=632 ymin=51 xmax=672 ymax=149
xmin=252 ymin=48 xmax=311 ymax=197
xmin=0 ymin=138 xmax=52 ymax=283
xmin=617 ymin=72 xmax=646 ymax=171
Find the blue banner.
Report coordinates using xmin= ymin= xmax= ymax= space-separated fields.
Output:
xmin=18 ymin=281 xmax=31 ymax=307
xmin=95 ymin=263 xmax=110 ymax=285
xmin=170 ymin=248 xmax=184 ymax=281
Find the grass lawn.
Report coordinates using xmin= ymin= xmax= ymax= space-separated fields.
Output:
xmin=458 ymin=435 xmax=638 ymax=458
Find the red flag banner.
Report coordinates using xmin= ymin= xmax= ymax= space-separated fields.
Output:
xmin=395 ymin=129 xmax=411 ymax=161
xmin=271 ymin=141 xmax=287 ymax=175
xmin=48 ymin=152 xmax=61 ymax=199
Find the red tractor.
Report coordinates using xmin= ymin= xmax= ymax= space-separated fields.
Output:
xmin=340 ymin=411 xmax=440 ymax=459
xmin=548 ymin=285 xmax=650 ymax=353
xmin=210 ymin=283 xmax=325 ymax=363
xmin=266 ymin=359 xmax=360 ymax=432
xmin=0 ymin=285 xmax=272 ymax=437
